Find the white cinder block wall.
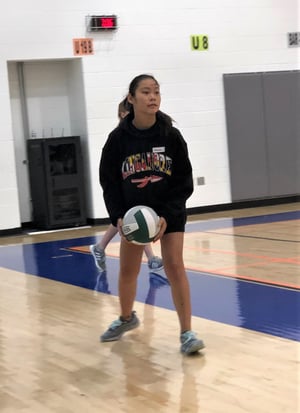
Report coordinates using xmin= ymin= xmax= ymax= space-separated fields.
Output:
xmin=0 ymin=0 xmax=298 ymax=230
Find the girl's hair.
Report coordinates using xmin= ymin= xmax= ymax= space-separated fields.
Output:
xmin=118 ymin=97 xmax=130 ymax=119
xmin=126 ymin=74 xmax=173 ymax=133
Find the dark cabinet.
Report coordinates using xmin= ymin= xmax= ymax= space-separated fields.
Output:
xmin=27 ymin=136 xmax=86 ymax=229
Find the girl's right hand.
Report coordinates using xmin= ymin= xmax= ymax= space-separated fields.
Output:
xmin=153 ymin=216 xmax=167 ymax=242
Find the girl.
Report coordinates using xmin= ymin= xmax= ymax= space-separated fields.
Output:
xmin=99 ymin=74 xmax=204 ymax=354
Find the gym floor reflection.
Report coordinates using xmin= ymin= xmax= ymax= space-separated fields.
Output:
xmin=0 ymin=203 xmax=299 ymax=412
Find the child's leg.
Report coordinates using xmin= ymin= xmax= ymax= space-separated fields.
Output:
xmin=91 ymin=225 xmax=119 ymax=271
xmin=144 ymin=245 xmax=164 ymax=271
xmin=97 ymin=224 xmax=118 ymax=250
xmin=143 ymin=244 xmax=154 ymax=259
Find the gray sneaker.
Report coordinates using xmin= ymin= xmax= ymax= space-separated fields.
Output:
xmin=148 ymin=256 xmax=163 ymax=271
xmin=180 ymin=331 xmax=205 ymax=355
xmin=90 ymin=244 xmax=106 ymax=271
xmin=100 ymin=311 xmax=140 ymax=342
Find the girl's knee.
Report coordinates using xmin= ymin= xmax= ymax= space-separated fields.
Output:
xmin=164 ymin=263 xmax=186 ymax=281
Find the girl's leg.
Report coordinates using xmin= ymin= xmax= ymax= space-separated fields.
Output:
xmin=100 ymin=239 xmax=143 ymax=342
xmin=119 ymin=238 xmax=144 ymax=319
xmin=160 ymin=232 xmax=191 ymax=333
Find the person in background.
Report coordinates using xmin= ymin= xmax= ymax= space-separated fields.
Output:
xmin=90 ymin=99 xmax=163 ymax=272
xmin=99 ymin=74 xmax=204 ymax=355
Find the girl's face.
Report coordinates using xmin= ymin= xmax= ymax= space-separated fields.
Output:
xmin=128 ymin=78 xmax=161 ymax=116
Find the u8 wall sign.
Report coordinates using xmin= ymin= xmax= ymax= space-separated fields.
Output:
xmin=190 ymin=35 xmax=209 ymax=51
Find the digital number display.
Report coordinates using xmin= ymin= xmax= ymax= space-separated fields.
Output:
xmin=100 ymin=17 xmax=115 ymax=28
xmin=90 ymin=15 xmax=117 ymax=31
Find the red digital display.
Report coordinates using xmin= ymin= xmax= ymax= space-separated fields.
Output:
xmin=100 ymin=17 xmax=115 ymax=28
xmin=89 ymin=15 xmax=117 ymax=31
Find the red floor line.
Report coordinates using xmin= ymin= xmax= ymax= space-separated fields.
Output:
xmin=66 ymin=246 xmax=300 ymax=289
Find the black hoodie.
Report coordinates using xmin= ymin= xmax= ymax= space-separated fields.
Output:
xmin=99 ymin=112 xmax=194 ymax=231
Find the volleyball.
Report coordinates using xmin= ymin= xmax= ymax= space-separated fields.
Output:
xmin=122 ymin=205 xmax=159 ymax=245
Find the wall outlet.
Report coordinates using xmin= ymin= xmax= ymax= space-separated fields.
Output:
xmin=195 ymin=176 xmax=205 ymax=185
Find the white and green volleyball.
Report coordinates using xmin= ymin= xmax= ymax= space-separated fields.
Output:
xmin=122 ymin=205 xmax=159 ymax=245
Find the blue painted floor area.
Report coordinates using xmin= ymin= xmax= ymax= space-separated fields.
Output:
xmin=0 ymin=211 xmax=299 ymax=342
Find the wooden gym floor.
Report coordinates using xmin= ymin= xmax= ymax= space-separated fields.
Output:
xmin=0 ymin=202 xmax=299 ymax=412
